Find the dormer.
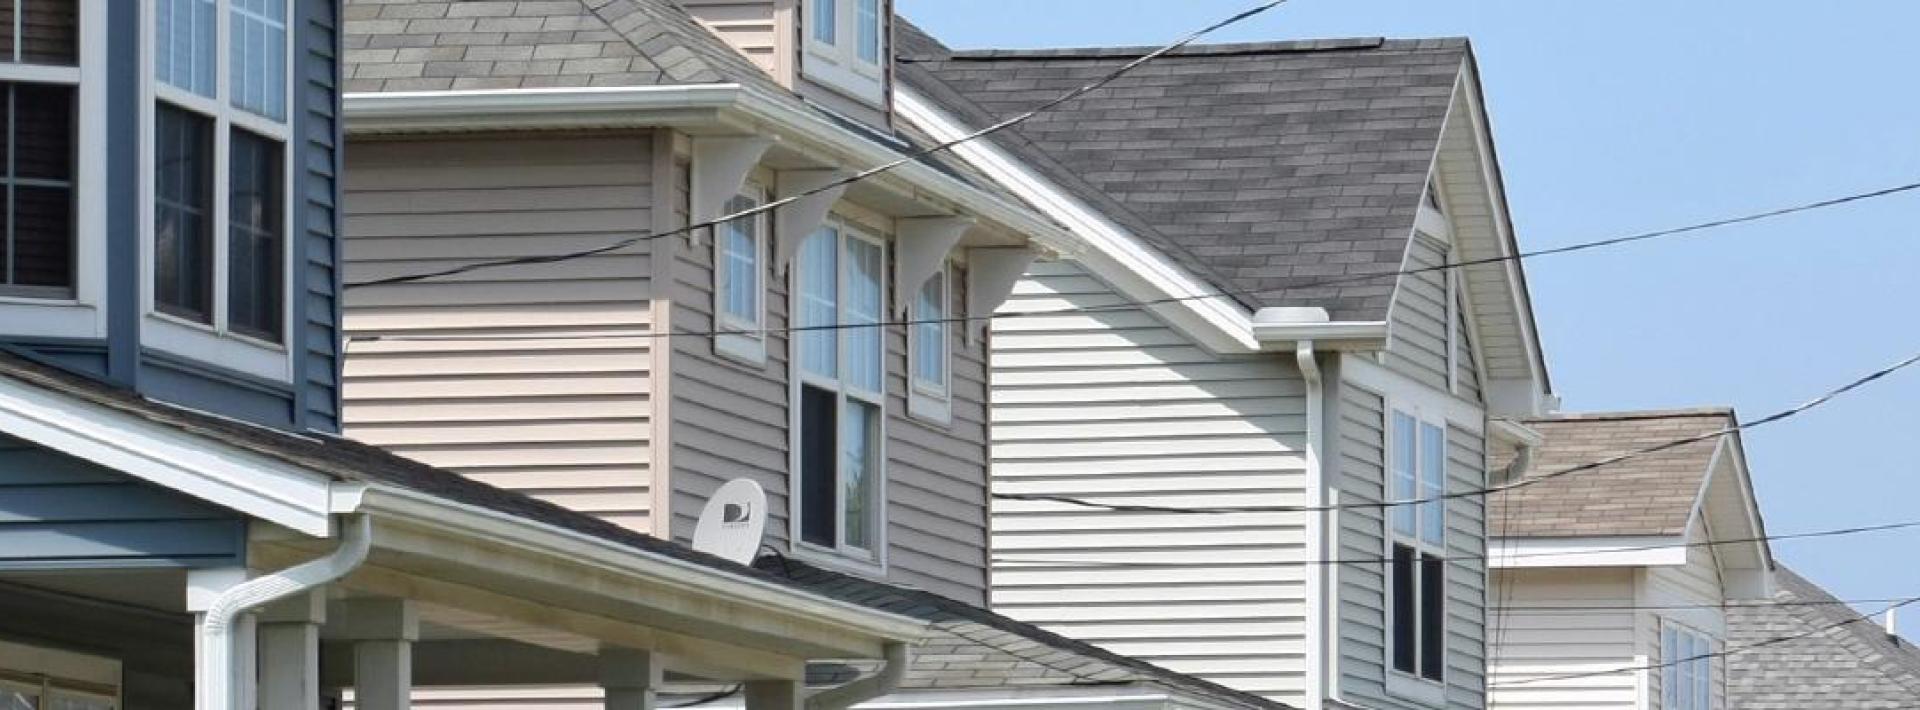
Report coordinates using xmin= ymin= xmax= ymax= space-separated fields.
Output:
xmin=679 ymin=0 xmax=895 ymax=126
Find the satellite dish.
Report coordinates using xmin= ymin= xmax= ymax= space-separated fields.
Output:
xmin=693 ymin=479 xmax=768 ymax=564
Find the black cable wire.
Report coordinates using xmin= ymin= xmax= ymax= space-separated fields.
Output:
xmin=341 ymin=0 xmax=1292 ymax=291
xmin=663 ymin=686 xmax=742 ymax=708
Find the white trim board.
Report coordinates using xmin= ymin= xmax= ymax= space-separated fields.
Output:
xmin=1488 ymin=536 xmax=1689 ymax=569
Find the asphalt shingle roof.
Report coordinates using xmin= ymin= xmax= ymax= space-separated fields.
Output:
xmin=1729 ymin=567 xmax=1920 ymax=708
xmin=1489 ymin=409 xmax=1731 ymax=538
xmin=897 ymin=28 xmax=1468 ymax=320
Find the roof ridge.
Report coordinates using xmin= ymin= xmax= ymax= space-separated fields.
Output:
xmin=907 ymin=36 xmax=1469 ymax=62
xmin=1528 ymin=406 xmax=1735 ymax=423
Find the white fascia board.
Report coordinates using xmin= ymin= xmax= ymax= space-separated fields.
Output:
xmin=895 ymin=87 xmax=1262 ymax=354
xmin=1252 ymin=320 xmax=1388 ymax=347
xmin=1489 ymin=536 xmax=1688 ymax=569
xmin=354 ymin=484 xmax=929 ymax=646
xmin=0 ymin=374 xmax=336 ymax=536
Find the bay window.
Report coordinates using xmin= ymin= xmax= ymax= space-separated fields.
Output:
xmin=793 ymin=221 xmax=885 ymax=563
xmin=1389 ymin=408 xmax=1448 ymax=688
xmin=802 ymin=0 xmax=886 ymax=103
xmin=907 ymin=262 xmax=950 ymax=422
xmin=714 ymin=191 xmax=767 ymax=364
xmin=1662 ymin=623 xmax=1715 ymax=710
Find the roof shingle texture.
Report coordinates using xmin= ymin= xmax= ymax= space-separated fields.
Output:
xmin=1729 ymin=567 xmax=1920 ymax=708
xmin=1489 ymin=409 xmax=1730 ymax=538
xmin=898 ymin=32 xmax=1468 ymax=320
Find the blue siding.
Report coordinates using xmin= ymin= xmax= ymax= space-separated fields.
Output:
xmin=297 ymin=0 xmax=345 ymax=433
xmin=0 ymin=436 xmax=246 ymax=570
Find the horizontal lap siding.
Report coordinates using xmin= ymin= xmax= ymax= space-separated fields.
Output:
xmin=341 ymin=136 xmax=658 ymax=532
xmin=1454 ymin=289 xmax=1480 ymax=403
xmin=1487 ymin=568 xmax=1641 ymax=710
xmin=0 ymin=435 xmax=245 ymax=568
xmin=1388 ymin=234 xmax=1452 ymax=392
xmin=990 ymin=260 xmax=1310 ymax=703
xmin=1643 ymin=517 xmax=1728 ymax=710
xmin=678 ymin=0 xmax=779 ymax=74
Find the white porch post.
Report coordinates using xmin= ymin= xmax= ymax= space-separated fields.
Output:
xmin=340 ymin=598 xmax=417 ymax=710
xmin=600 ymin=647 xmax=662 ymax=710
xmin=259 ymin=590 xmax=327 ymax=710
xmin=744 ymin=680 xmax=803 ymax=710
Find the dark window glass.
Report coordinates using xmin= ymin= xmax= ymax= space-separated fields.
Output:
xmin=799 ymin=384 xmax=838 ymax=548
xmin=0 ymin=0 xmax=79 ymax=65
xmin=0 ymin=81 xmax=74 ymax=295
xmin=1390 ymin=543 xmax=1416 ymax=674
xmin=154 ymin=103 xmax=212 ymax=322
xmin=1420 ymin=553 xmax=1445 ymax=681
xmin=228 ymin=128 xmax=281 ymax=342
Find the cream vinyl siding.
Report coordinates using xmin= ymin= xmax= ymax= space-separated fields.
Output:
xmin=1486 ymin=568 xmax=1642 ymax=710
xmin=1454 ymin=288 xmax=1481 ymax=402
xmin=341 ymin=135 xmax=659 ymax=532
xmin=679 ymin=0 xmax=782 ymax=75
xmin=989 ymin=260 xmax=1312 ymax=703
xmin=1387 ymin=234 xmax=1454 ymax=393
xmin=1643 ymin=517 xmax=1729 ymax=710
xmin=1332 ymin=378 xmax=1488 ymax=710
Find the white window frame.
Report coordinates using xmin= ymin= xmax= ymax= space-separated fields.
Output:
xmin=906 ymin=260 xmax=951 ymax=424
xmin=1661 ymin=621 xmax=1717 ymax=710
xmin=0 ymin=637 xmax=122 ymax=709
xmin=1382 ymin=387 xmax=1455 ymax=703
xmin=788 ymin=217 xmax=888 ymax=572
xmin=713 ymin=186 xmax=768 ymax=366
xmin=800 ymin=0 xmax=886 ymax=104
xmin=0 ymin=1 xmax=107 ymax=341
xmin=139 ymin=0 xmax=296 ymax=382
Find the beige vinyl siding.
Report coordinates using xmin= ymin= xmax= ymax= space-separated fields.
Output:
xmin=341 ymin=135 xmax=659 ymax=532
xmin=1486 ymin=568 xmax=1641 ymax=710
xmin=679 ymin=0 xmax=782 ymax=75
xmin=1387 ymin=233 xmax=1453 ymax=393
xmin=1643 ymin=517 xmax=1729 ymax=710
xmin=990 ymin=260 xmax=1311 ymax=703
xmin=1332 ymin=377 xmax=1487 ymax=710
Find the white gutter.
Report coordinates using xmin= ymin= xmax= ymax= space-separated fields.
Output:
xmin=197 ymin=514 xmax=372 ymax=710
xmin=806 ymin=642 xmax=911 ymax=710
xmin=1295 ymin=341 xmax=1327 ymax=710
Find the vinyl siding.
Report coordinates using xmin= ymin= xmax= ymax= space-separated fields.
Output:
xmin=0 ymin=435 xmax=245 ymax=569
xmin=989 ymin=260 xmax=1311 ymax=703
xmin=679 ymin=0 xmax=781 ymax=75
xmin=1643 ymin=517 xmax=1728 ymax=710
xmin=1453 ymin=286 xmax=1480 ymax=403
xmin=297 ymin=0 xmax=344 ymax=432
xmin=1387 ymin=233 xmax=1453 ymax=393
xmin=1486 ymin=568 xmax=1642 ymax=710
xmin=340 ymin=135 xmax=659 ymax=532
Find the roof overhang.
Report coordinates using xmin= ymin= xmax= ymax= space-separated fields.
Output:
xmin=1489 ymin=535 xmax=1688 ymax=569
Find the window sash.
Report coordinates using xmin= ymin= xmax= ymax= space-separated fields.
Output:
xmin=0 ymin=80 xmax=75 ymax=296
xmin=716 ymin=193 xmax=762 ymax=332
xmin=811 ymin=0 xmax=836 ymax=45
xmin=1663 ymin=626 xmax=1714 ymax=710
xmin=910 ymin=266 xmax=946 ymax=395
xmin=153 ymin=102 xmax=212 ymax=323
xmin=226 ymin=126 xmax=280 ymax=342
xmin=228 ymin=0 xmax=285 ymax=121
xmin=855 ymin=0 xmax=881 ymax=64
xmin=793 ymin=222 xmax=886 ymax=561
xmin=1389 ymin=406 xmax=1448 ymax=685
xmin=155 ymin=0 xmax=215 ymax=97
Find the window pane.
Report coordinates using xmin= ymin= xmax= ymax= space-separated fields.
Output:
xmin=799 ymin=385 xmax=837 ymax=548
xmin=812 ymin=0 xmax=835 ymax=44
xmin=14 ymin=0 xmax=77 ymax=65
xmin=1662 ymin=628 xmax=1679 ymax=708
xmin=856 ymin=0 xmax=880 ymax=63
xmin=1390 ymin=543 xmax=1415 ymax=674
xmin=797 ymin=228 xmax=838 ymax=378
xmin=230 ymin=0 xmax=286 ymax=120
xmin=1420 ymin=422 xmax=1446 ymax=546
xmin=157 ymin=0 xmax=216 ymax=96
xmin=14 ymin=82 xmax=71 ymax=180
xmin=1390 ymin=411 xmax=1417 ymax=536
xmin=719 ymin=194 xmax=760 ymax=327
xmin=1 ymin=688 xmax=37 ymax=710
xmin=843 ymin=237 xmax=882 ymax=394
xmin=1 ymin=82 xmax=75 ymax=294
xmin=912 ymin=271 xmax=944 ymax=388
xmin=1420 ymin=553 xmax=1445 ymax=681
xmin=154 ymin=104 xmax=212 ymax=322
xmin=842 ymin=399 xmax=878 ymax=550
xmin=228 ymin=129 xmax=282 ymax=342
xmin=1694 ymin=653 xmax=1710 ymax=710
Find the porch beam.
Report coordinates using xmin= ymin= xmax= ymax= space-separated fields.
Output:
xmin=339 ymin=598 xmax=417 ymax=710
xmin=259 ymin=591 xmax=327 ymax=710
xmin=602 ymin=647 xmax=663 ymax=710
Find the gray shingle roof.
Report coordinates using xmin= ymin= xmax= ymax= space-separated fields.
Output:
xmin=1729 ymin=567 xmax=1920 ymax=708
xmin=1490 ymin=409 xmax=1731 ymax=538
xmin=758 ymin=557 xmax=1292 ymax=710
xmin=897 ymin=29 xmax=1468 ymax=321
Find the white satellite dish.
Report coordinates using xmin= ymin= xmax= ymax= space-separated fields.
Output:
xmin=692 ymin=479 xmax=768 ymax=565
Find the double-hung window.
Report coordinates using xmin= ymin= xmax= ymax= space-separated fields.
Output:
xmin=146 ymin=0 xmax=292 ymax=378
xmin=907 ymin=262 xmax=950 ymax=422
xmin=0 ymin=1 xmax=79 ymax=300
xmin=714 ymin=191 xmax=766 ymax=364
xmin=793 ymin=221 xmax=885 ymax=564
xmin=1389 ymin=408 xmax=1448 ymax=688
xmin=802 ymin=0 xmax=886 ymax=103
xmin=1662 ymin=623 xmax=1715 ymax=710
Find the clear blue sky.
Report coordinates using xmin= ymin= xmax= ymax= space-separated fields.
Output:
xmin=902 ymin=1 xmax=1920 ymax=631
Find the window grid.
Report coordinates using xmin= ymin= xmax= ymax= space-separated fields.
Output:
xmin=794 ymin=223 xmax=886 ymax=562
xmin=1662 ymin=624 xmax=1715 ymax=710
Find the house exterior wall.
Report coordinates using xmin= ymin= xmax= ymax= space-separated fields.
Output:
xmin=679 ymin=0 xmax=786 ymax=78
xmin=1485 ymin=567 xmax=1641 ymax=710
xmin=1640 ymin=517 xmax=1729 ymax=710
xmin=340 ymin=134 xmax=661 ymax=532
xmin=1386 ymin=232 xmax=1456 ymax=394
xmin=0 ymin=583 xmax=194 ymax=710
xmin=988 ymin=260 xmax=1313 ymax=702
xmin=0 ymin=435 xmax=246 ymax=570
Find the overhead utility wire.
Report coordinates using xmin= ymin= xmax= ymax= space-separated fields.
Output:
xmin=344 ymin=178 xmax=1920 ymax=344
xmin=341 ymin=0 xmax=1293 ymax=290
xmin=992 ymin=348 xmax=1920 ymax=515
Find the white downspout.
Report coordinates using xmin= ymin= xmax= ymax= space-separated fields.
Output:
xmin=1296 ymin=341 xmax=1327 ymax=710
xmin=805 ymin=642 xmax=912 ymax=710
xmin=197 ymin=514 xmax=372 ymax=710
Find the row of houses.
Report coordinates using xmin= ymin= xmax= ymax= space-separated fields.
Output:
xmin=0 ymin=1 xmax=1910 ymax=709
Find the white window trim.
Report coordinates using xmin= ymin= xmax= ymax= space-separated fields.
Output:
xmin=0 ymin=1 xmax=107 ymax=341
xmin=714 ymin=186 xmax=769 ymax=366
xmin=906 ymin=261 xmax=952 ymax=425
xmin=1382 ymin=388 xmax=1453 ymax=702
xmin=1660 ymin=620 xmax=1719 ymax=710
xmin=0 ymin=637 xmax=122 ymax=708
xmin=138 ymin=0 xmax=297 ymax=383
xmin=801 ymin=0 xmax=886 ymax=104
xmin=787 ymin=217 xmax=889 ymax=574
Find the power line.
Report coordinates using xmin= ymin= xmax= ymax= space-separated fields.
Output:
xmin=342 ymin=0 xmax=1293 ymax=291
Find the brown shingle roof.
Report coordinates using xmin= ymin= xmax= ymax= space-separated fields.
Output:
xmin=1490 ymin=408 xmax=1731 ymax=538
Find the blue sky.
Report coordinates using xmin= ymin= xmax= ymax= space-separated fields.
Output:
xmin=901 ymin=1 xmax=1920 ymax=631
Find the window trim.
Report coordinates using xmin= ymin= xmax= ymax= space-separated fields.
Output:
xmin=906 ymin=260 xmax=951 ymax=424
xmin=713 ymin=186 xmax=768 ymax=366
xmin=139 ymin=0 xmax=296 ymax=382
xmin=800 ymin=0 xmax=886 ymax=104
xmin=0 ymin=0 xmax=106 ymax=340
xmin=1661 ymin=620 xmax=1718 ymax=710
xmin=787 ymin=217 xmax=889 ymax=573
xmin=1383 ymin=390 xmax=1453 ymax=701
xmin=0 ymin=637 xmax=122 ymax=708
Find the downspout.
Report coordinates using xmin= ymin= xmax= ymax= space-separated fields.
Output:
xmin=197 ymin=514 xmax=373 ymax=710
xmin=805 ymin=642 xmax=911 ymax=710
xmin=1296 ymin=341 xmax=1327 ymax=710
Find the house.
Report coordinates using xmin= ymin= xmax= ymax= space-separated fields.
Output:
xmin=334 ymin=1 xmax=1297 ymax=710
xmin=1484 ymin=408 xmax=1774 ymax=710
xmin=894 ymin=24 xmax=1553 ymax=710
xmin=1727 ymin=566 xmax=1920 ymax=708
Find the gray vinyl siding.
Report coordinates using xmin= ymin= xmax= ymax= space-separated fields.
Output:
xmin=990 ymin=260 xmax=1310 ymax=702
xmin=1386 ymin=233 xmax=1452 ymax=393
xmin=1454 ymin=287 xmax=1480 ymax=404
xmin=0 ymin=435 xmax=245 ymax=570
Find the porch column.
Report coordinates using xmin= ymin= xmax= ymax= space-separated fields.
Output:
xmin=188 ymin=567 xmax=254 ymax=710
xmin=600 ymin=647 xmax=662 ymax=710
xmin=340 ymin=598 xmax=417 ymax=710
xmin=744 ymin=680 xmax=803 ymax=710
xmin=259 ymin=590 xmax=327 ymax=710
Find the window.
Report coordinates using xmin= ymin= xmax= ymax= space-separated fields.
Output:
xmin=793 ymin=223 xmax=886 ymax=562
xmin=1389 ymin=409 xmax=1447 ymax=685
xmin=714 ymin=191 xmax=766 ymax=363
xmin=146 ymin=0 xmax=292 ymax=373
xmin=0 ymin=638 xmax=120 ymax=710
xmin=1662 ymin=624 xmax=1715 ymax=710
xmin=907 ymin=263 xmax=950 ymax=421
xmin=803 ymin=0 xmax=886 ymax=102
xmin=0 ymin=1 xmax=78 ymax=299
